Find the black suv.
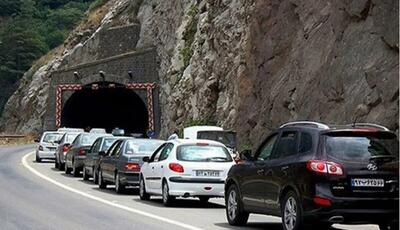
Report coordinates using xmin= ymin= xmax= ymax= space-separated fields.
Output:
xmin=225 ymin=121 xmax=399 ymax=230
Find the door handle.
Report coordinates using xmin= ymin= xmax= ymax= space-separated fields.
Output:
xmin=257 ymin=169 xmax=264 ymax=175
xmin=281 ymin=166 xmax=289 ymax=171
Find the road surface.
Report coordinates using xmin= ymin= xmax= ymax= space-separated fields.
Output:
xmin=0 ymin=145 xmax=379 ymax=230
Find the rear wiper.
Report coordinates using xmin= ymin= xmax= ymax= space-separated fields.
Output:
xmin=369 ymin=155 xmax=396 ymax=162
xmin=207 ymin=157 xmax=227 ymax=162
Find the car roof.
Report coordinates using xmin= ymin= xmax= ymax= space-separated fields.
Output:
xmin=167 ymin=138 xmax=226 ymax=146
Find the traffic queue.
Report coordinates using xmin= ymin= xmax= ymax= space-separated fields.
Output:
xmin=34 ymin=122 xmax=399 ymax=230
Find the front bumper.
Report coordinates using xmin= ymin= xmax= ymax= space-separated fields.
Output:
xmin=168 ymin=177 xmax=225 ymax=197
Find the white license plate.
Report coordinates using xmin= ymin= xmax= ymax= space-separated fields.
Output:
xmin=351 ymin=178 xmax=384 ymax=187
xmin=196 ymin=170 xmax=219 ymax=177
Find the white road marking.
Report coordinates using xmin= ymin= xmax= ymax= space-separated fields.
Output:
xmin=22 ymin=151 xmax=202 ymax=230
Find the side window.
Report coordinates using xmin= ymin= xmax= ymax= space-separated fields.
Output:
xmin=256 ymin=133 xmax=278 ymax=161
xmin=299 ymin=132 xmax=313 ymax=154
xmin=109 ymin=141 xmax=122 ymax=157
xmin=71 ymin=135 xmax=80 ymax=146
xmin=150 ymin=144 xmax=166 ymax=162
xmin=90 ymin=139 xmax=100 ymax=154
xmin=273 ymin=131 xmax=298 ymax=158
xmin=159 ymin=144 xmax=174 ymax=161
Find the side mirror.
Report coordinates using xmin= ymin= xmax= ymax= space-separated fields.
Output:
xmin=240 ymin=149 xmax=253 ymax=161
xmin=99 ymin=151 xmax=106 ymax=156
xmin=142 ymin=156 xmax=150 ymax=162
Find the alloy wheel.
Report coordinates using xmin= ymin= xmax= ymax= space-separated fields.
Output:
xmin=284 ymin=197 xmax=297 ymax=230
xmin=162 ymin=183 xmax=168 ymax=204
xmin=227 ymin=189 xmax=238 ymax=221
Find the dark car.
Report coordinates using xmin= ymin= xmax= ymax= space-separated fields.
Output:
xmin=65 ymin=132 xmax=112 ymax=177
xmin=55 ymin=131 xmax=82 ymax=170
xmin=98 ymin=138 xmax=164 ymax=193
xmin=225 ymin=121 xmax=399 ymax=230
xmin=82 ymin=136 xmax=126 ymax=183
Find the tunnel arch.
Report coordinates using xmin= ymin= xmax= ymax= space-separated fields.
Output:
xmin=60 ymin=82 xmax=148 ymax=135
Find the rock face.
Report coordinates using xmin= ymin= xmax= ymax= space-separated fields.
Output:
xmin=1 ymin=0 xmax=398 ymax=149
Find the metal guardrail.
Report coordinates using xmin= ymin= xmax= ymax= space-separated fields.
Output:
xmin=0 ymin=135 xmax=27 ymax=139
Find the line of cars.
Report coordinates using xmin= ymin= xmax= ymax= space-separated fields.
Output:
xmin=35 ymin=122 xmax=399 ymax=230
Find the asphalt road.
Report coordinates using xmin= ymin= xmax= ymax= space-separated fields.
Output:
xmin=0 ymin=145 xmax=379 ymax=230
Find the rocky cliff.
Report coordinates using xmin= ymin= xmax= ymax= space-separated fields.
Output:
xmin=1 ymin=0 xmax=398 ymax=148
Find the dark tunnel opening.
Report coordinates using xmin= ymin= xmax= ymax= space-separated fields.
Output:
xmin=61 ymin=83 xmax=148 ymax=135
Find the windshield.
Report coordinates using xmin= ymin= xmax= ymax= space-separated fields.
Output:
xmin=177 ymin=145 xmax=232 ymax=162
xmin=81 ymin=134 xmax=104 ymax=146
xmin=197 ymin=131 xmax=236 ymax=148
xmin=101 ymin=138 xmax=118 ymax=151
xmin=124 ymin=140 xmax=164 ymax=155
xmin=66 ymin=133 xmax=80 ymax=143
xmin=42 ymin=133 xmax=63 ymax=143
xmin=325 ymin=133 xmax=399 ymax=163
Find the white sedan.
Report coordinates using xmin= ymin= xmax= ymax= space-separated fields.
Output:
xmin=139 ymin=139 xmax=235 ymax=206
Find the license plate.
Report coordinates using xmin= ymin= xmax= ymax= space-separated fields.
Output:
xmin=351 ymin=178 xmax=384 ymax=187
xmin=196 ymin=170 xmax=219 ymax=177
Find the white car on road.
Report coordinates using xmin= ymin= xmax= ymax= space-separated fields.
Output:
xmin=139 ymin=139 xmax=235 ymax=206
xmin=35 ymin=131 xmax=64 ymax=162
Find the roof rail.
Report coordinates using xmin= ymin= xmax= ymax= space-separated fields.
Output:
xmin=280 ymin=121 xmax=330 ymax=130
xmin=346 ymin=123 xmax=390 ymax=131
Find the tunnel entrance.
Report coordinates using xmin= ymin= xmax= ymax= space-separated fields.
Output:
xmin=61 ymin=83 xmax=148 ymax=135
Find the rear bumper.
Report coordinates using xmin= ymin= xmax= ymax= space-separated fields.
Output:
xmin=168 ymin=177 xmax=225 ymax=197
xmin=36 ymin=150 xmax=56 ymax=159
xmin=120 ymin=172 xmax=140 ymax=186
xmin=73 ymin=157 xmax=86 ymax=169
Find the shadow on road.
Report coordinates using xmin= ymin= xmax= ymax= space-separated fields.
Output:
xmin=214 ymin=222 xmax=282 ymax=230
xmin=134 ymin=197 xmax=225 ymax=209
xmin=91 ymin=186 xmax=140 ymax=196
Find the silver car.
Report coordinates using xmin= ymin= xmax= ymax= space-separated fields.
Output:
xmin=35 ymin=131 xmax=64 ymax=162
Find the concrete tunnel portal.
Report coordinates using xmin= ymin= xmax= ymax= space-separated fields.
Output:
xmin=60 ymin=83 xmax=149 ymax=135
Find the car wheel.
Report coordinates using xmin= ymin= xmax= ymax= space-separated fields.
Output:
xmin=36 ymin=155 xmax=41 ymax=163
xmin=226 ymin=184 xmax=249 ymax=226
xmin=72 ymin=161 xmax=80 ymax=177
xmin=199 ymin=197 xmax=210 ymax=204
xmin=98 ymin=170 xmax=107 ymax=189
xmin=379 ymin=223 xmax=399 ymax=230
xmin=59 ymin=162 xmax=65 ymax=170
xmin=64 ymin=162 xmax=71 ymax=174
xmin=82 ymin=166 xmax=89 ymax=181
xmin=93 ymin=168 xmax=98 ymax=184
xmin=115 ymin=173 xmax=125 ymax=194
xmin=162 ymin=181 xmax=175 ymax=207
xmin=281 ymin=191 xmax=304 ymax=230
xmin=55 ymin=159 xmax=59 ymax=169
xmin=139 ymin=175 xmax=150 ymax=200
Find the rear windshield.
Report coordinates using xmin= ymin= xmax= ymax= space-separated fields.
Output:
xmin=125 ymin=140 xmax=164 ymax=155
xmin=81 ymin=134 xmax=104 ymax=146
xmin=197 ymin=131 xmax=236 ymax=148
xmin=101 ymin=138 xmax=118 ymax=151
xmin=177 ymin=145 xmax=232 ymax=162
xmin=42 ymin=133 xmax=63 ymax=143
xmin=325 ymin=133 xmax=399 ymax=163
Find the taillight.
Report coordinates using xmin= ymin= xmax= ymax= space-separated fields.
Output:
xmin=169 ymin=163 xmax=184 ymax=173
xmin=38 ymin=145 xmax=44 ymax=151
xmin=313 ymin=196 xmax=332 ymax=206
xmin=307 ymin=160 xmax=343 ymax=176
xmin=125 ymin=162 xmax=140 ymax=171
xmin=78 ymin=149 xmax=86 ymax=156
xmin=62 ymin=145 xmax=69 ymax=154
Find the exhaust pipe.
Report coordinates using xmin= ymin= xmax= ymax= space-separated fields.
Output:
xmin=329 ymin=216 xmax=344 ymax=223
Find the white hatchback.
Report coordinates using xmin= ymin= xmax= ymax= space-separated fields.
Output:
xmin=139 ymin=139 xmax=235 ymax=206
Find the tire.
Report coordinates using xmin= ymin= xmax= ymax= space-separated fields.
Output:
xmin=139 ymin=175 xmax=150 ymax=200
xmin=379 ymin=223 xmax=399 ymax=230
xmin=59 ymin=162 xmax=65 ymax=170
xmin=98 ymin=170 xmax=107 ymax=189
xmin=199 ymin=197 xmax=210 ymax=203
xmin=281 ymin=191 xmax=304 ymax=230
xmin=115 ymin=173 xmax=125 ymax=194
xmin=162 ymin=181 xmax=175 ymax=207
xmin=82 ymin=166 xmax=89 ymax=181
xmin=64 ymin=162 xmax=71 ymax=174
xmin=93 ymin=168 xmax=99 ymax=184
xmin=72 ymin=161 xmax=80 ymax=177
xmin=36 ymin=155 xmax=41 ymax=163
xmin=55 ymin=159 xmax=59 ymax=169
xmin=225 ymin=184 xmax=249 ymax=226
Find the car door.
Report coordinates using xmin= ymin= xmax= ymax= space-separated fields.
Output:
xmin=145 ymin=145 xmax=165 ymax=190
xmin=152 ymin=143 xmax=174 ymax=191
xmin=240 ymin=132 xmax=278 ymax=213
xmin=86 ymin=139 xmax=101 ymax=174
xmin=264 ymin=130 xmax=299 ymax=213
xmin=103 ymin=141 xmax=123 ymax=180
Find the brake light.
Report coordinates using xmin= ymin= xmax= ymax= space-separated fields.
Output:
xmin=169 ymin=163 xmax=184 ymax=173
xmin=62 ymin=145 xmax=69 ymax=154
xmin=125 ymin=162 xmax=140 ymax=171
xmin=38 ymin=145 xmax=44 ymax=151
xmin=307 ymin=160 xmax=343 ymax=176
xmin=313 ymin=196 xmax=332 ymax=206
xmin=78 ymin=149 xmax=86 ymax=156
